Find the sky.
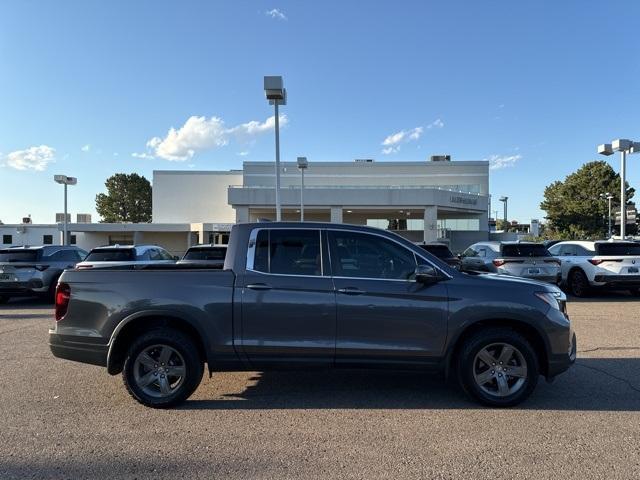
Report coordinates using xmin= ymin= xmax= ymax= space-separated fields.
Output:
xmin=1 ymin=0 xmax=640 ymax=225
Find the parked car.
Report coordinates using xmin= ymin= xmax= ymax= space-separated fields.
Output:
xmin=548 ymin=240 xmax=640 ymax=297
xmin=50 ymin=222 xmax=575 ymax=409
xmin=177 ymin=244 xmax=227 ymax=268
xmin=542 ymin=239 xmax=562 ymax=249
xmin=76 ymin=245 xmax=176 ymax=269
xmin=0 ymin=245 xmax=87 ymax=303
xmin=460 ymin=241 xmax=561 ymax=284
xmin=415 ymin=242 xmax=461 ymax=269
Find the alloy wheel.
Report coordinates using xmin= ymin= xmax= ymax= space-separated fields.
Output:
xmin=472 ymin=342 xmax=528 ymax=398
xmin=133 ymin=344 xmax=186 ymax=398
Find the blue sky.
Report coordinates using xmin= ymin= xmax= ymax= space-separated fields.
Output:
xmin=1 ymin=0 xmax=639 ymax=224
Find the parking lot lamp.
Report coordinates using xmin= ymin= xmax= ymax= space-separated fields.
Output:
xmin=600 ymin=192 xmax=614 ymax=238
xmin=296 ymin=157 xmax=308 ymax=221
xmin=264 ymin=76 xmax=287 ymax=221
xmin=597 ymin=139 xmax=640 ymax=239
xmin=54 ymin=175 xmax=77 ymax=245
xmin=499 ymin=196 xmax=508 ymax=225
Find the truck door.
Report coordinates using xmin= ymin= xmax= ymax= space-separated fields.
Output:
xmin=240 ymin=228 xmax=336 ymax=367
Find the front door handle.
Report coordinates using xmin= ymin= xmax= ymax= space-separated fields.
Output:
xmin=337 ymin=287 xmax=365 ymax=295
xmin=246 ymin=283 xmax=272 ymax=291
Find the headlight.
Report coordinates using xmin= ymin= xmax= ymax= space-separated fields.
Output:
xmin=535 ymin=290 xmax=566 ymax=312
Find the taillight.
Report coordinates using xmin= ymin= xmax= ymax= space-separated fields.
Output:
xmin=493 ymin=259 xmax=505 ymax=267
xmin=588 ymin=259 xmax=603 ymax=265
xmin=55 ymin=283 xmax=71 ymax=321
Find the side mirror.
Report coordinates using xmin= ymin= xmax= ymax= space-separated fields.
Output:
xmin=457 ymin=253 xmax=463 ymax=259
xmin=414 ymin=264 xmax=441 ymax=284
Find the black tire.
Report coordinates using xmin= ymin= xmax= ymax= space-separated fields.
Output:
xmin=0 ymin=295 xmax=9 ymax=304
xmin=122 ymin=328 xmax=204 ymax=408
xmin=456 ymin=328 xmax=539 ymax=408
xmin=629 ymin=288 xmax=640 ymax=296
xmin=569 ymin=269 xmax=590 ymax=298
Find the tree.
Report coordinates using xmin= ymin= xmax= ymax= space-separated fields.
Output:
xmin=95 ymin=173 xmax=152 ymax=223
xmin=540 ymin=161 xmax=634 ymax=238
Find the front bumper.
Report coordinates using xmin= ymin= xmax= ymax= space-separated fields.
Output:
xmin=547 ymin=332 xmax=577 ymax=378
xmin=49 ymin=331 xmax=108 ymax=367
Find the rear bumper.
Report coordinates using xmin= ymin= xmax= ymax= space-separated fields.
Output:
xmin=48 ymin=331 xmax=108 ymax=367
xmin=0 ymin=280 xmax=46 ymax=296
xmin=593 ymin=274 xmax=640 ymax=287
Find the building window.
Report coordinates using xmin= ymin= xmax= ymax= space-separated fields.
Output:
xmin=2 ymin=234 xmax=12 ymax=244
xmin=43 ymin=235 xmax=53 ymax=245
xmin=70 ymin=235 xmax=77 ymax=245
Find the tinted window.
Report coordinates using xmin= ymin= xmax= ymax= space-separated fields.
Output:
xmin=462 ymin=247 xmax=478 ymax=258
xmin=2 ymin=235 xmax=11 ymax=244
xmin=0 ymin=250 xmax=41 ymax=262
xmin=329 ymin=231 xmax=416 ymax=280
xmin=184 ymin=247 xmax=227 ymax=261
xmin=157 ymin=249 xmax=175 ymax=261
xmin=49 ymin=249 xmax=82 ymax=262
xmin=575 ymin=246 xmax=594 ymax=256
xmin=270 ymin=230 xmax=321 ymax=276
xmin=596 ymin=243 xmax=640 ymax=256
xmin=43 ymin=235 xmax=53 ymax=245
xmin=501 ymin=244 xmax=550 ymax=257
xmin=418 ymin=244 xmax=453 ymax=259
xmin=85 ymin=249 xmax=135 ymax=262
xmin=252 ymin=230 xmax=269 ymax=272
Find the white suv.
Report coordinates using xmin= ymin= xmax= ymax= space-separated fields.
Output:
xmin=549 ymin=241 xmax=640 ymax=297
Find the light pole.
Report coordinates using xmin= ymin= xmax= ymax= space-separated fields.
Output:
xmin=297 ymin=157 xmax=308 ymax=221
xmin=600 ymin=192 xmax=613 ymax=238
xmin=54 ymin=175 xmax=77 ymax=245
xmin=264 ymin=76 xmax=287 ymax=221
xmin=499 ymin=196 xmax=508 ymax=225
xmin=598 ymin=139 xmax=640 ymax=239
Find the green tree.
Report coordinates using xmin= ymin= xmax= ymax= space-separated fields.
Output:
xmin=95 ymin=173 xmax=152 ymax=223
xmin=540 ymin=161 xmax=634 ymax=238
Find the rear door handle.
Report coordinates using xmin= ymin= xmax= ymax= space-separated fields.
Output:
xmin=246 ymin=283 xmax=272 ymax=291
xmin=337 ymin=287 xmax=365 ymax=295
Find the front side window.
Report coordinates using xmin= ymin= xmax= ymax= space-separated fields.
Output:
xmin=43 ymin=235 xmax=53 ymax=245
xmin=461 ymin=247 xmax=477 ymax=258
xmin=250 ymin=229 xmax=322 ymax=276
xmin=329 ymin=230 xmax=417 ymax=280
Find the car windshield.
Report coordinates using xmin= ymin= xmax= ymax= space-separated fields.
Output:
xmin=418 ymin=244 xmax=453 ymax=259
xmin=0 ymin=250 xmax=41 ymax=262
xmin=84 ymin=249 xmax=135 ymax=262
xmin=183 ymin=248 xmax=226 ymax=261
xmin=596 ymin=243 xmax=640 ymax=256
xmin=501 ymin=244 xmax=550 ymax=257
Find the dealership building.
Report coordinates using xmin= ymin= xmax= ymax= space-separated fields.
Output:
xmin=1 ymin=157 xmax=490 ymax=254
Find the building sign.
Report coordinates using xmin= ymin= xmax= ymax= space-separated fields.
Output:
xmin=449 ymin=195 xmax=478 ymax=206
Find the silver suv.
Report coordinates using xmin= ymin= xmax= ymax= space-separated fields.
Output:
xmin=460 ymin=241 xmax=561 ymax=284
xmin=76 ymin=245 xmax=176 ymax=269
xmin=0 ymin=246 xmax=87 ymax=303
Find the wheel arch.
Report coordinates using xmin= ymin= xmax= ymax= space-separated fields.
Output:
xmin=106 ymin=312 xmax=209 ymax=375
xmin=445 ymin=318 xmax=550 ymax=379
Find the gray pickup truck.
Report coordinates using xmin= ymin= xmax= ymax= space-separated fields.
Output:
xmin=49 ymin=222 xmax=576 ymax=408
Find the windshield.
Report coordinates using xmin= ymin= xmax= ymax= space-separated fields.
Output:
xmin=596 ymin=243 xmax=640 ymax=256
xmin=0 ymin=250 xmax=41 ymax=262
xmin=418 ymin=244 xmax=454 ymax=259
xmin=84 ymin=249 xmax=135 ymax=262
xmin=501 ymin=244 xmax=550 ymax=257
xmin=183 ymin=247 xmax=226 ymax=261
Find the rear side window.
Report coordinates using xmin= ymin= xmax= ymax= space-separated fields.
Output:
xmin=419 ymin=244 xmax=453 ymax=259
xmin=251 ymin=229 xmax=322 ymax=276
xmin=85 ymin=249 xmax=135 ymax=262
xmin=0 ymin=250 xmax=41 ymax=262
xmin=184 ymin=247 xmax=226 ymax=261
xmin=501 ymin=244 xmax=550 ymax=257
xmin=48 ymin=249 xmax=83 ymax=262
xmin=596 ymin=243 xmax=640 ymax=256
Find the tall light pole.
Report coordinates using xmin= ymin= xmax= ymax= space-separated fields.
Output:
xmin=297 ymin=157 xmax=308 ymax=221
xmin=598 ymin=139 xmax=640 ymax=239
xmin=264 ymin=76 xmax=287 ymax=221
xmin=54 ymin=175 xmax=77 ymax=245
xmin=600 ymin=192 xmax=613 ymax=238
xmin=499 ymin=196 xmax=508 ymax=225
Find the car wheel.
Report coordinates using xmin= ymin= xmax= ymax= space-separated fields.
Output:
xmin=569 ymin=269 xmax=590 ymax=297
xmin=0 ymin=295 xmax=9 ymax=304
xmin=122 ymin=328 xmax=204 ymax=408
xmin=629 ymin=288 xmax=640 ymax=296
xmin=457 ymin=328 xmax=539 ymax=407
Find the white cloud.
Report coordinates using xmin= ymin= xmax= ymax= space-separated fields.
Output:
xmin=428 ymin=118 xmax=444 ymax=129
xmin=5 ymin=145 xmax=55 ymax=171
xmin=265 ymin=8 xmax=287 ymax=20
xmin=237 ymin=151 xmax=250 ymax=157
xmin=486 ymin=154 xmax=522 ymax=170
xmin=380 ymin=119 xmax=443 ymax=154
xmin=140 ymin=114 xmax=287 ymax=161
xmin=132 ymin=152 xmax=156 ymax=160
xmin=81 ymin=144 xmax=90 ymax=152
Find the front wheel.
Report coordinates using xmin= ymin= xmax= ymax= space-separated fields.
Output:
xmin=457 ymin=328 xmax=539 ymax=407
xmin=122 ymin=328 xmax=204 ymax=408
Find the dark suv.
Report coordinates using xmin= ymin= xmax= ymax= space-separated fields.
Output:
xmin=0 ymin=246 xmax=87 ymax=303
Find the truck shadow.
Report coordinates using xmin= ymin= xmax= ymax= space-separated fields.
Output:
xmin=181 ymin=357 xmax=640 ymax=412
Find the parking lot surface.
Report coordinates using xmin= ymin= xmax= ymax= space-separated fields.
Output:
xmin=1 ymin=294 xmax=639 ymax=479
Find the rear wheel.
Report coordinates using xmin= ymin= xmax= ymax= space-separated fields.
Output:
xmin=122 ymin=328 xmax=203 ymax=408
xmin=457 ymin=328 xmax=539 ymax=407
xmin=569 ymin=269 xmax=590 ymax=297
